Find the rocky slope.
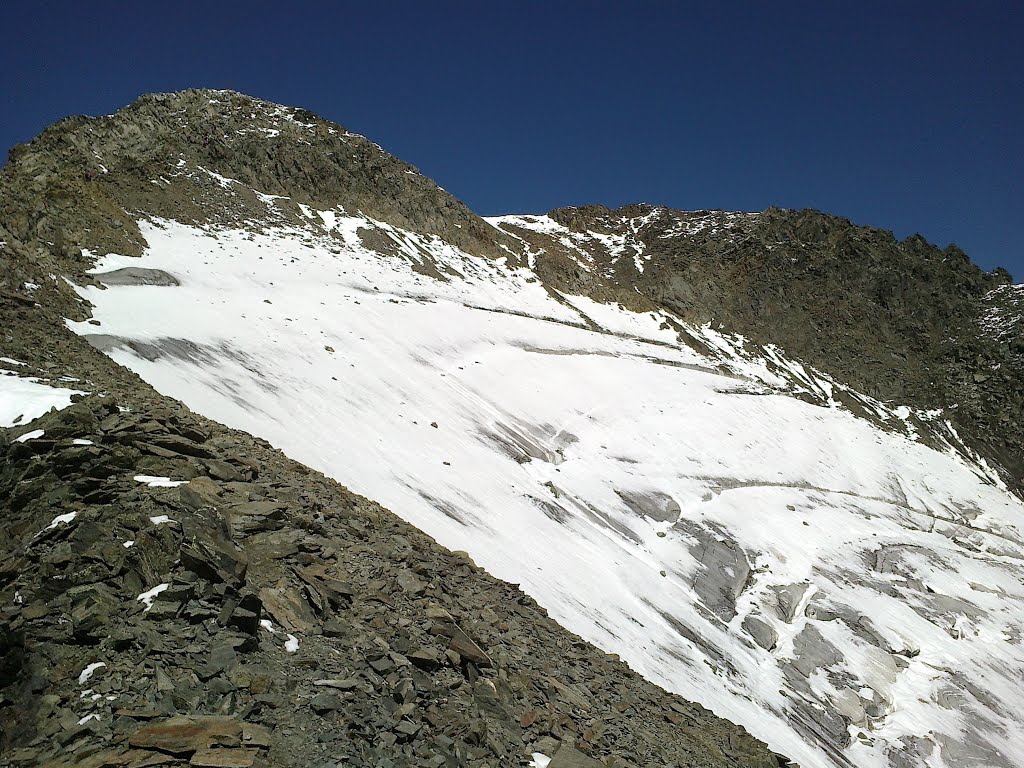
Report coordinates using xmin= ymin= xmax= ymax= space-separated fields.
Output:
xmin=1 ymin=89 xmax=1022 ymax=768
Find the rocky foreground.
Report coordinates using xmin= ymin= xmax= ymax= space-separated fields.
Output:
xmin=0 ymin=309 xmax=785 ymax=768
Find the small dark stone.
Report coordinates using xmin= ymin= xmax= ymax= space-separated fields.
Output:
xmin=310 ymin=691 xmax=345 ymax=714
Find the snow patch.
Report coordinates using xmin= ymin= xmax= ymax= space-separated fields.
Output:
xmin=77 ymin=662 xmax=106 ymax=685
xmin=137 ymin=584 xmax=169 ymax=611
xmin=0 ymin=374 xmax=84 ymax=427
xmin=135 ymin=475 xmax=188 ymax=488
xmin=45 ymin=512 xmax=78 ymax=531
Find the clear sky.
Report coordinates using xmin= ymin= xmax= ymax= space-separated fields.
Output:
xmin=2 ymin=2 xmax=1020 ymax=276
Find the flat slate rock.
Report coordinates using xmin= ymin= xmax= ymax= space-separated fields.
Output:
xmin=128 ymin=716 xmax=242 ymax=754
xmin=93 ymin=267 xmax=181 ymax=287
xmin=548 ymin=744 xmax=606 ymax=768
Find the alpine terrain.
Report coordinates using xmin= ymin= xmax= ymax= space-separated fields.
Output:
xmin=1 ymin=90 xmax=1022 ymax=768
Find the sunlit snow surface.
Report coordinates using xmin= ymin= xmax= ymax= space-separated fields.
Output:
xmin=0 ymin=370 xmax=83 ymax=427
xmin=69 ymin=214 xmax=1024 ymax=768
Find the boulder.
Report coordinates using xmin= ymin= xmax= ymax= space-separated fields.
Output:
xmin=92 ymin=267 xmax=180 ymax=287
xmin=189 ymin=748 xmax=258 ymax=767
xmin=549 ymin=744 xmax=605 ymax=767
xmin=225 ymin=501 xmax=287 ymax=535
xmin=447 ymin=625 xmax=492 ymax=668
xmin=128 ymin=715 xmax=242 ymax=754
xmin=742 ymin=615 xmax=779 ymax=652
xmin=309 ymin=692 xmax=345 ymax=714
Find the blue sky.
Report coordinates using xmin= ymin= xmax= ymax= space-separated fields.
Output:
xmin=2 ymin=2 xmax=1020 ymax=276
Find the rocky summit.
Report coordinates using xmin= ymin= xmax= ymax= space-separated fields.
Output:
xmin=1 ymin=90 xmax=1022 ymax=768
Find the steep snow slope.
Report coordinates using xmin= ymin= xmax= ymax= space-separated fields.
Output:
xmin=68 ymin=207 xmax=1024 ymax=768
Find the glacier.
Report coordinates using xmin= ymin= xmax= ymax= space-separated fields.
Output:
xmin=66 ymin=204 xmax=1024 ymax=768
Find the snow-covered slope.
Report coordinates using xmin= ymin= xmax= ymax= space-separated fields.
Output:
xmin=68 ymin=205 xmax=1024 ymax=768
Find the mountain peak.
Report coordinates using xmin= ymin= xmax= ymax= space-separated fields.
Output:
xmin=2 ymin=89 xmax=508 ymax=267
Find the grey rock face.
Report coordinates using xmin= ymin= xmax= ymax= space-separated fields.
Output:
xmin=92 ymin=267 xmax=181 ymax=286
xmin=675 ymin=519 xmax=752 ymax=621
xmin=770 ymin=582 xmax=812 ymax=623
xmin=741 ymin=615 xmax=778 ymax=651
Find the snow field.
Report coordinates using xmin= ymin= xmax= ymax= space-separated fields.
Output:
xmin=67 ymin=212 xmax=1024 ymax=768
